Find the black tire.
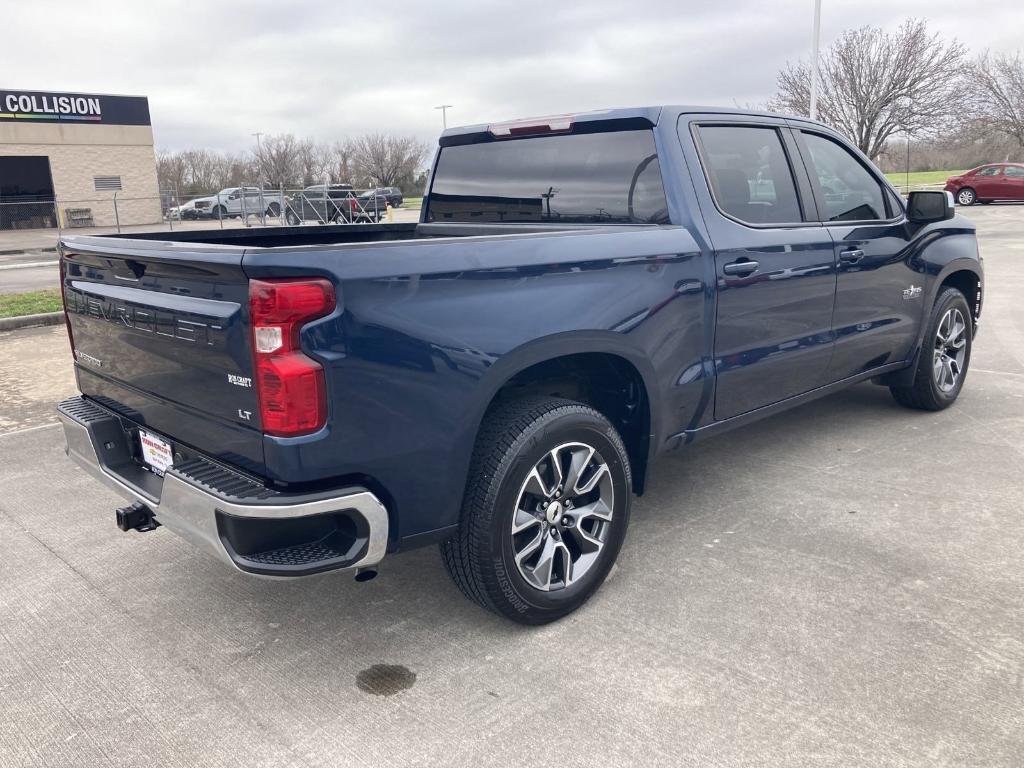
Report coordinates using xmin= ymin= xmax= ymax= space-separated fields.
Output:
xmin=266 ymin=202 xmax=281 ymax=217
xmin=956 ymin=188 xmax=976 ymax=206
xmin=890 ymin=287 xmax=973 ymax=411
xmin=441 ymin=396 xmax=632 ymax=624
xmin=213 ymin=204 xmax=228 ymax=219
xmin=285 ymin=209 xmax=300 ymax=226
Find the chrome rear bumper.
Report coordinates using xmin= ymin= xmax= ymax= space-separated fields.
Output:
xmin=58 ymin=396 xmax=389 ymax=577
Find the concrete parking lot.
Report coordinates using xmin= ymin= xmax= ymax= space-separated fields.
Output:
xmin=0 ymin=206 xmax=1021 ymax=767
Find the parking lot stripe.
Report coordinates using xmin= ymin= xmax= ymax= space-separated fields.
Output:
xmin=0 ymin=422 xmax=60 ymax=438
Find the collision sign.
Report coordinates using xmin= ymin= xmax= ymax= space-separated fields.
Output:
xmin=0 ymin=89 xmax=150 ymax=125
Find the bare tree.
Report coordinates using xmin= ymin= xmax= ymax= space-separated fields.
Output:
xmin=970 ymin=51 xmax=1024 ymax=151
xmin=349 ymin=134 xmax=429 ymax=188
xmin=256 ymin=133 xmax=303 ymax=188
xmin=330 ymin=140 xmax=356 ymax=185
xmin=181 ymin=149 xmax=225 ymax=193
xmin=157 ymin=132 xmax=432 ymax=196
xmin=156 ymin=150 xmax=188 ymax=196
xmin=770 ymin=19 xmax=967 ymax=160
xmin=218 ymin=153 xmax=258 ymax=188
xmin=297 ymin=139 xmax=333 ymax=186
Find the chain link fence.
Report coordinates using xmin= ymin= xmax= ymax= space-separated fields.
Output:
xmin=0 ymin=185 xmax=410 ymax=243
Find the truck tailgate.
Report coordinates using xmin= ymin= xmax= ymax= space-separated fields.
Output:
xmin=60 ymin=238 xmax=264 ymax=473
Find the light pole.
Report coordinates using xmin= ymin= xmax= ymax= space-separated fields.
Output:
xmin=898 ymin=97 xmax=913 ymax=194
xmin=434 ymin=104 xmax=453 ymax=129
xmin=252 ymin=131 xmax=265 ymax=186
xmin=809 ymin=0 xmax=822 ymax=121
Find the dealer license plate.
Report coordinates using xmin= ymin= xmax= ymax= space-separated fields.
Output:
xmin=139 ymin=429 xmax=174 ymax=476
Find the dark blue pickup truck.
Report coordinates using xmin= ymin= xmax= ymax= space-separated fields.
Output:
xmin=57 ymin=106 xmax=983 ymax=624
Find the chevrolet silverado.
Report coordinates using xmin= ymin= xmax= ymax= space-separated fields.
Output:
xmin=57 ymin=107 xmax=983 ymax=624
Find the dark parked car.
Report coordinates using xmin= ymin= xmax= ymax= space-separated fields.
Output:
xmin=57 ymin=106 xmax=982 ymax=624
xmin=945 ymin=163 xmax=1024 ymax=205
xmin=350 ymin=189 xmax=394 ymax=220
xmin=376 ymin=186 xmax=403 ymax=207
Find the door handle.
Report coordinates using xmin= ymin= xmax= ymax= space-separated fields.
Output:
xmin=723 ymin=260 xmax=759 ymax=276
xmin=839 ymin=249 xmax=865 ymax=264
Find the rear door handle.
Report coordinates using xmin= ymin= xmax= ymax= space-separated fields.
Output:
xmin=839 ymin=249 xmax=865 ymax=264
xmin=722 ymin=260 xmax=759 ymax=276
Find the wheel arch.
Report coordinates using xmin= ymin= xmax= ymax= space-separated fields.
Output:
xmin=883 ymin=260 xmax=982 ymax=389
xmin=470 ymin=333 xmax=658 ymax=496
xmin=936 ymin=266 xmax=983 ymax=330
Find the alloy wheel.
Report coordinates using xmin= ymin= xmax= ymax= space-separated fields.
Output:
xmin=510 ymin=442 xmax=615 ymax=591
xmin=933 ymin=307 xmax=967 ymax=393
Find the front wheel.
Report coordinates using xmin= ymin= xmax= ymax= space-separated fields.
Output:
xmin=956 ymin=188 xmax=976 ymax=206
xmin=890 ymin=287 xmax=973 ymax=411
xmin=441 ymin=397 xmax=632 ymax=624
xmin=266 ymin=202 xmax=281 ymax=217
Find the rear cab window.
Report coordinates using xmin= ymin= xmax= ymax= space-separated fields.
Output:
xmin=426 ymin=129 xmax=670 ymax=224
xmin=692 ymin=125 xmax=804 ymax=225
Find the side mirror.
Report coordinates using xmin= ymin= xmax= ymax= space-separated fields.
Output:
xmin=907 ymin=190 xmax=954 ymax=223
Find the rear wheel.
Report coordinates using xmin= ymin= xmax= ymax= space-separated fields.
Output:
xmin=890 ymin=287 xmax=972 ymax=411
xmin=956 ymin=188 xmax=976 ymax=206
xmin=441 ymin=397 xmax=632 ymax=624
xmin=285 ymin=209 xmax=300 ymax=226
xmin=213 ymin=204 xmax=228 ymax=219
xmin=266 ymin=202 xmax=281 ymax=217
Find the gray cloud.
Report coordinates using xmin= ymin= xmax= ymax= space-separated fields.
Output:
xmin=4 ymin=0 xmax=1018 ymax=151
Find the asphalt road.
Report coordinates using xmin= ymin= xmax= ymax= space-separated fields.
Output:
xmin=0 ymin=206 xmax=1022 ymax=767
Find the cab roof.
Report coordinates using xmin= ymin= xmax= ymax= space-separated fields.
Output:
xmin=438 ymin=105 xmax=826 ymax=146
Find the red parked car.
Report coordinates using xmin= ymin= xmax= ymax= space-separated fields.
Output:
xmin=945 ymin=163 xmax=1024 ymax=206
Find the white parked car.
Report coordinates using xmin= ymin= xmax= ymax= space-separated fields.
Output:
xmin=165 ymin=198 xmax=201 ymax=221
xmin=192 ymin=187 xmax=287 ymax=219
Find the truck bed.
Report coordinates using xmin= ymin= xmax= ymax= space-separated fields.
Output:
xmin=84 ymin=221 xmax=613 ymax=249
xmin=59 ymin=221 xmax=691 ymax=493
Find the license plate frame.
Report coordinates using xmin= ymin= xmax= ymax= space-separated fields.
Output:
xmin=138 ymin=429 xmax=174 ymax=476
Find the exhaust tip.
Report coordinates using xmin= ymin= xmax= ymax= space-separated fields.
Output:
xmin=354 ymin=567 xmax=378 ymax=583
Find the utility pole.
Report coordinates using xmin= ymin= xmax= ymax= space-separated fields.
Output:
xmin=809 ymin=0 xmax=822 ymax=121
xmin=252 ymin=131 xmax=265 ymax=186
xmin=434 ymin=104 xmax=453 ymax=129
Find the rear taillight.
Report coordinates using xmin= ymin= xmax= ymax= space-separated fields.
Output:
xmin=249 ymin=278 xmax=335 ymax=437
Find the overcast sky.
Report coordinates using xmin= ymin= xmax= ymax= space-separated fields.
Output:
xmin=4 ymin=0 xmax=1020 ymax=152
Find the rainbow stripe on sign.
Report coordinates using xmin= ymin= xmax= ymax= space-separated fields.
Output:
xmin=0 ymin=113 xmax=102 ymax=120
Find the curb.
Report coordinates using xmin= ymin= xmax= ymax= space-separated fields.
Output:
xmin=0 ymin=312 xmax=64 ymax=332
xmin=0 ymin=247 xmax=57 ymax=257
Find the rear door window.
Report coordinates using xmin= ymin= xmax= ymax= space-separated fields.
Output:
xmin=427 ymin=129 xmax=669 ymax=224
xmin=694 ymin=125 xmax=803 ymax=225
xmin=800 ymin=132 xmax=888 ymax=222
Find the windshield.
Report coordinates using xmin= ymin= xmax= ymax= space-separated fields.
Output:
xmin=427 ymin=129 xmax=669 ymax=224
